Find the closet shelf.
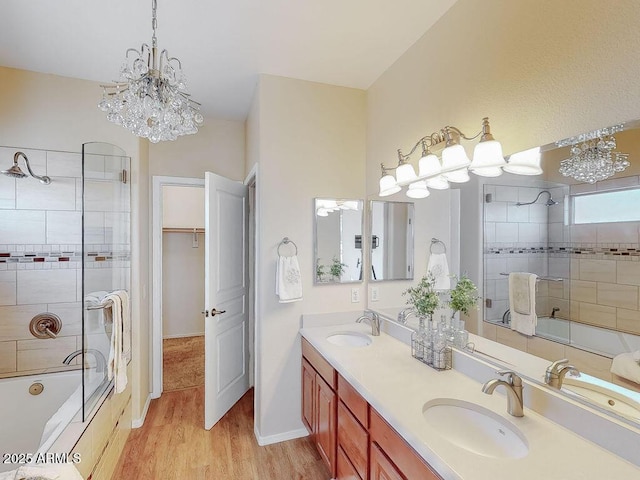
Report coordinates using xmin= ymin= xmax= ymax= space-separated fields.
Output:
xmin=162 ymin=227 xmax=205 ymax=234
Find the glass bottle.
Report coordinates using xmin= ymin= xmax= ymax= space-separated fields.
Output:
xmin=433 ymin=321 xmax=447 ymax=369
xmin=411 ymin=316 xmax=429 ymax=361
xmin=455 ymin=319 xmax=469 ymax=348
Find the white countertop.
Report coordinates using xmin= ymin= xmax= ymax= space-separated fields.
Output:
xmin=300 ymin=323 xmax=640 ymax=480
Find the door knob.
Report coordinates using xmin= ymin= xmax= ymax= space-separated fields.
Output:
xmin=210 ymin=309 xmax=226 ymax=316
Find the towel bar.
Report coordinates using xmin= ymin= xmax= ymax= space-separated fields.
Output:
xmin=278 ymin=237 xmax=298 ymax=256
xmin=430 ymin=237 xmax=446 ymax=254
xmin=499 ymin=273 xmax=563 ymax=282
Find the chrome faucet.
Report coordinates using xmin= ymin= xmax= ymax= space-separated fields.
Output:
xmin=482 ymin=370 xmax=524 ymax=417
xmin=63 ymin=349 xmax=108 ymax=382
xmin=356 ymin=310 xmax=381 ymax=336
xmin=397 ymin=308 xmax=415 ymax=325
xmin=545 ymin=359 xmax=579 ymax=389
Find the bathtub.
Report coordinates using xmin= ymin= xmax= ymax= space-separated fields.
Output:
xmin=0 ymin=371 xmax=82 ymax=473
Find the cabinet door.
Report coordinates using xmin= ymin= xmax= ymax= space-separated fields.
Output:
xmin=315 ymin=373 xmax=337 ymax=477
xmin=337 ymin=445 xmax=361 ymax=480
xmin=337 ymin=401 xmax=368 ymax=479
xmin=302 ymin=358 xmax=315 ymax=434
xmin=370 ymin=443 xmax=404 ymax=480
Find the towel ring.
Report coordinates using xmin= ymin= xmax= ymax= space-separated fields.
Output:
xmin=430 ymin=238 xmax=446 ymax=254
xmin=278 ymin=237 xmax=298 ymax=257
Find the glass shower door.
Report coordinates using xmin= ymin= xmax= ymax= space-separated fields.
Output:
xmin=82 ymin=142 xmax=131 ymax=420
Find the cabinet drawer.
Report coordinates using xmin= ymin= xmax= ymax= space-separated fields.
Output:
xmin=302 ymin=338 xmax=337 ymax=389
xmin=337 ymin=445 xmax=361 ymax=480
xmin=338 ymin=374 xmax=368 ymax=427
xmin=338 ymin=401 xmax=368 ymax=480
xmin=370 ymin=442 xmax=403 ymax=480
xmin=370 ymin=409 xmax=442 ymax=480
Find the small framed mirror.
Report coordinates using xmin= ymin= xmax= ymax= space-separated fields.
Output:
xmin=314 ymin=198 xmax=364 ymax=284
xmin=369 ymin=200 xmax=415 ymax=281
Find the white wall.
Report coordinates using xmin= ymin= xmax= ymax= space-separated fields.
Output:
xmin=365 ymin=0 xmax=640 ymax=328
xmin=149 ymin=117 xmax=245 ymax=181
xmin=250 ymin=74 xmax=367 ymax=441
xmin=161 ymin=232 xmax=205 ymax=338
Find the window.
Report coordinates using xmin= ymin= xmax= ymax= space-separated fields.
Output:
xmin=573 ymin=187 xmax=640 ymax=224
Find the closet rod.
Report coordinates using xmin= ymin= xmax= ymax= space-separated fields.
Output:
xmin=162 ymin=227 xmax=205 ymax=234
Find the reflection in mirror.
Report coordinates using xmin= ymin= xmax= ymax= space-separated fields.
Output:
xmin=370 ymin=201 xmax=415 ymax=281
xmin=314 ymin=198 xmax=363 ymax=284
xmin=478 ymin=120 xmax=640 ymax=425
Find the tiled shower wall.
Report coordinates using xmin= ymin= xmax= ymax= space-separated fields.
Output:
xmin=483 ymin=184 xmax=555 ymax=322
xmin=0 ymin=146 xmax=130 ymax=378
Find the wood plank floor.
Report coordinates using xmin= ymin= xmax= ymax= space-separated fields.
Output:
xmin=112 ymin=387 xmax=330 ymax=480
xmin=162 ymin=336 xmax=205 ymax=392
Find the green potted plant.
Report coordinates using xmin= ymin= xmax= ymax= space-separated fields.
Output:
xmin=316 ymin=260 xmax=327 ymax=282
xmin=329 ymin=256 xmax=347 ymax=281
xmin=449 ymin=274 xmax=479 ymax=319
xmin=402 ymin=273 xmax=440 ymax=320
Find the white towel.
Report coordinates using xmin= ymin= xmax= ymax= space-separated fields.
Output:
xmin=611 ymin=352 xmax=640 ymax=384
xmin=427 ymin=253 xmax=450 ymax=290
xmin=509 ymin=272 xmax=538 ymax=336
xmin=276 ymin=255 xmax=302 ymax=303
xmin=104 ymin=290 xmax=130 ymax=393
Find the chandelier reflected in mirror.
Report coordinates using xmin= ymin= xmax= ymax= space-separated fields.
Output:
xmin=557 ymin=125 xmax=630 ymax=184
xmin=98 ymin=0 xmax=203 ymax=143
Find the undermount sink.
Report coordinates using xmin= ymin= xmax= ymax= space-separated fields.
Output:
xmin=326 ymin=331 xmax=372 ymax=347
xmin=562 ymin=378 xmax=640 ymax=421
xmin=422 ymin=398 xmax=529 ymax=459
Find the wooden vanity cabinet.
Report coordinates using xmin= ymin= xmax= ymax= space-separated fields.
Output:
xmin=301 ymin=338 xmax=337 ymax=477
xmin=301 ymin=337 xmax=442 ymax=480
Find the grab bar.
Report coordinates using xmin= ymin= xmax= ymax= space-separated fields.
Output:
xmin=499 ymin=273 xmax=563 ymax=282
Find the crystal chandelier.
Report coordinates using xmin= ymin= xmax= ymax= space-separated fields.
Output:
xmin=98 ymin=0 xmax=203 ymax=143
xmin=557 ymin=125 xmax=630 ymax=184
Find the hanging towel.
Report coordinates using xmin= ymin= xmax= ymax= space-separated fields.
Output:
xmin=427 ymin=252 xmax=450 ymax=290
xmin=508 ymin=272 xmax=538 ymax=336
xmin=611 ymin=352 xmax=640 ymax=384
xmin=276 ymin=255 xmax=303 ymax=303
xmin=13 ymin=462 xmax=84 ymax=480
xmin=104 ymin=290 xmax=130 ymax=393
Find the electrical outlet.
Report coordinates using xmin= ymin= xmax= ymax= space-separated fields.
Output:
xmin=351 ymin=288 xmax=360 ymax=303
xmin=371 ymin=287 xmax=379 ymax=302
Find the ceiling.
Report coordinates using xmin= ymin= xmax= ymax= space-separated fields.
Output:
xmin=0 ymin=0 xmax=456 ymax=120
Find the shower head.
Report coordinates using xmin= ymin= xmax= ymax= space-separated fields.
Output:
xmin=516 ymin=190 xmax=558 ymax=207
xmin=2 ymin=152 xmax=51 ymax=184
xmin=1 ymin=163 xmax=27 ymax=178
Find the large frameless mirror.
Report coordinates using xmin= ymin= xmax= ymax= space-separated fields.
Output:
xmin=314 ymin=198 xmax=364 ymax=284
xmin=477 ymin=120 xmax=640 ymax=426
xmin=369 ymin=200 xmax=415 ymax=281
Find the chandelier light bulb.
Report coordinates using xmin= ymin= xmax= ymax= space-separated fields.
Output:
xmin=470 ymin=140 xmax=506 ymax=176
xmin=504 ymin=147 xmax=543 ymax=175
xmin=395 ymin=162 xmax=418 ymax=183
xmin=418 ymin=153 xmax=441 ymax=177
xmin=425 ymin=175 xmax=450 ymax=190
xmin=406 ymin=181 xmax=430 ymax=199
xmin=441 ymin=144 xmax=471 ymax=182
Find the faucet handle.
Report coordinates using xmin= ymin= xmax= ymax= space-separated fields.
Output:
xmin=497 ymin=370 xmax=522 ymax=386
xmin=547 ymin=358 xmax=569 ymax=373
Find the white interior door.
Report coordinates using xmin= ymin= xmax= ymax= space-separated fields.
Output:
xmin=204 ymin=172 xmax=249 ymax=429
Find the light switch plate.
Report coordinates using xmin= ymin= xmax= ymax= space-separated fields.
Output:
xmin=351 ymin=288 xmax=360 ymax=303
xmin=371 ymin=286 xmax=379 ymax=302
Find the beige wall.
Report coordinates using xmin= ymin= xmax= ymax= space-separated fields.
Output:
xmin=0 ymin=66 xmax=150 ymax=423
xmin=251 ymin=74 xmax=367 ymax=440
xmin=366 ymin=0 xmax=640 ymax=322
xmin=149 ymin=117 xmax=245 ymax=181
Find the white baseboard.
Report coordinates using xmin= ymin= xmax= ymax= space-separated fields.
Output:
xmin=162 ymin=333 xmax=204 ymax=339
xmin=253 ymin=425 xmax=309 ymax=446
xmin=132 ymin=394 xmax=152 ymax=428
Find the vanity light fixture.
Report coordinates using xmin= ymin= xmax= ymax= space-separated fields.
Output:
xmin=379 ymin=117 xmax=536 ymax=199
xmin=557 ymin=125 xmax=630 ymax=184
xmin=98 ymin=0 xmax=203 ymax=143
